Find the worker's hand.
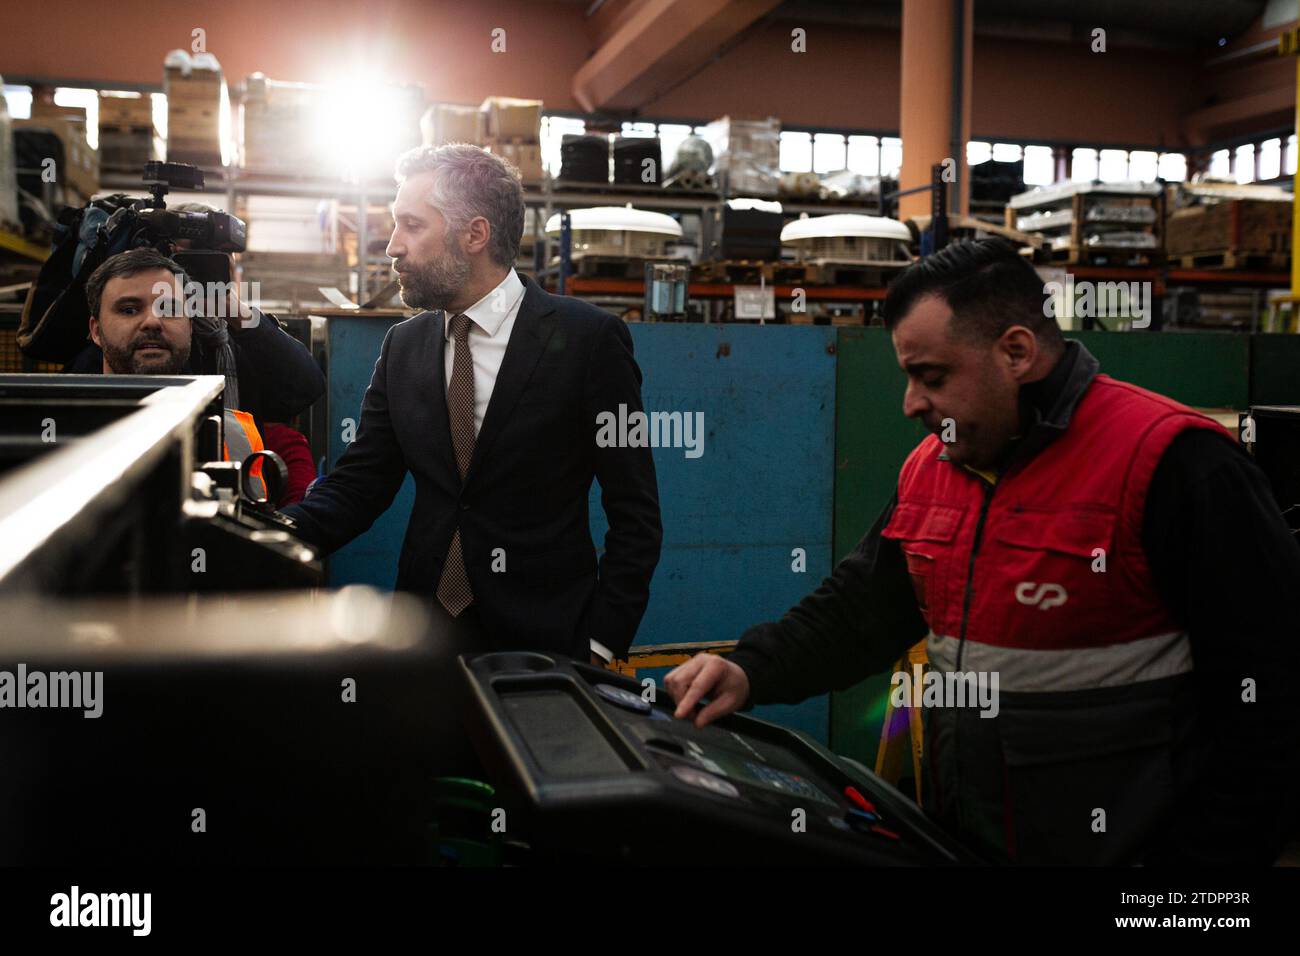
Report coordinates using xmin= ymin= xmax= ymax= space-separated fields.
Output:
xmin=664 ymin=653 xmax=750 ymax=729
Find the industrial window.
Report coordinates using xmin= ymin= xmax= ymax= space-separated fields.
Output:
xmin=540 ymin=115 xmax=586 ymax=176
xmin=1156 ymin=152 xmax=1187 ymax=181
xmin=1071 ymin=147 xmax=1098 ymax=181
xmin=1234 ymin=143 xmax=1255 ymax=183
xmin=846 ymin=135 xmax=880 ymax=175
xmin=620 ymin=121 xmax=656 ymax=138
xmin=1096 ymin=149 xmax=1128 ymax=181
xmin=1258 ymin=138 xmax=1282 ymax=180
xmin=2 ymin=84 xmax=32 ymax=119
xmin=968 ymin=142 xmax=1049 ymax=185
xmin=1208 ymin=148 xmax=1230 ymax=178
xmin=779 ymin=130 xmax=813 ymax=173
xmin=991 ymin=142 xmax=1021 ymax=163
xmin=1127 ymin=150 xmax=1158 ymax=181
xmin=966 ymin=141 xmax=992 ymax=165
xmin=812 ymin=132 xmax=847 ymax=173
xmin=1022 ymin=145 xmax=1054 ymax=185
xmin=1287 ymin=135 xmax=1298 ymax=175
xmin=51 ymin=88 xmax=100 ymax=149
xmin=656 ymin=123 xmax=694 ymax=170
xmin=880 ymin=136 xmax=902 ymax=177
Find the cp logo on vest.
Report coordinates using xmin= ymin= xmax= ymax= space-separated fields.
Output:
xmin=1014 ymin=582 xmax=1068 ymax=609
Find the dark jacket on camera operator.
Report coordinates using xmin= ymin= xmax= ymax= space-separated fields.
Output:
xmin=64 ymin=304 xmax=324 ymax=425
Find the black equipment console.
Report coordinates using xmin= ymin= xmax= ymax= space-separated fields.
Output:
xmin=462 ymin=652 xmax=976 ymax=865
xmin=1245 ymin=405 xmax=1300 ymax=533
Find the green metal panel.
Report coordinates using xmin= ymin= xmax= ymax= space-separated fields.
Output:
xmin=1249 ymin=334 xmax=1300 ymax=406
xmin=1067 ymin=331 xmax=1250 ymax=408
xmin=827 ymin=328 xmax=1253 ymax=767
xmin=829 ymin=328 xmax=925 ymax=763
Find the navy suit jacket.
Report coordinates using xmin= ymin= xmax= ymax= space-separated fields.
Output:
xmin=282 ymin=275 xmax=662 ymax=659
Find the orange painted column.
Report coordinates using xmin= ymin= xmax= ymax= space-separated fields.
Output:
xmin=898 ymin=0 xmax=973 ymax=221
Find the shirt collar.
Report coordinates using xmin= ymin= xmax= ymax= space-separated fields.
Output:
xmin=444 ymin=269 xmax=525 ymax=340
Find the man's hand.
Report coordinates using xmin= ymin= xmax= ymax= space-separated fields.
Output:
xmin=223 ymin=254 xmax=255 ymax=329
xmin=663 ymin=653 xmax=750 ymax=728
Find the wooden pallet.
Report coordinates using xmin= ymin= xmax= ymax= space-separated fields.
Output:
xmin=692 ymin=259 xmax=769 ymax=284
xmin=1046 ymin=244 xmax=1161 ymax=267
xmin=800 ymin=260 xmax=906 ymax=286
xmin=567 ymin=254 xmax=675 ymax=280
xmin=1171 ymin=250 xmax=1289 ymax=271
xmin=768 ymin=262 xmax=812 ymax=285
xmin=1165 ymin=198 xmax=1290 ymax=262
xmin=99 ymin=122 xmax=157 ymax=136
xmin=551 ymin=178 xmax=722 ymax=200
xmin=692 ymin=258 xmax=904 ymax=287
xmin=98 ymin=124 xmax=163 ymax=170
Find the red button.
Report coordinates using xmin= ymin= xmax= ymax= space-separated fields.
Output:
xmin=843 ymin=786 xmax=878 ymax=815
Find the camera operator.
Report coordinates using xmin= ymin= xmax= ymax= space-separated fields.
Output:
xmin=23 ymin=164 xmax=325 ymax=426
xmin=84 ymin=247 xmax=315 ymax=507
xmin=64 ymin=233 xmax=325 ymax=426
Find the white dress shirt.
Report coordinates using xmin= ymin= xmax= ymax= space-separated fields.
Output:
xmin=443 ymin=268 xmax=525 ymax=436
xmin=442 ymin=269 xmax=613 ymax=664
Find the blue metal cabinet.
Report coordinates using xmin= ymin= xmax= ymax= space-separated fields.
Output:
xmin=593 ymin=324 xmax=837 ymax=742
xmin=324 ymin=314 xmax=416 ymax=589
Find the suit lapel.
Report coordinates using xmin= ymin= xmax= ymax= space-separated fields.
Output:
xmin=467 ymin=276 xmax=557 ymax=481
xmin=416 ymin=309 xmax=459 ymax=484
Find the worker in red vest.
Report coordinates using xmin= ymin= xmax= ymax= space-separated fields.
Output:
xmin=85 ymin=247 xmax=312 ymax=505
xmin=666 ymin=238 xmax=1300 ymax=866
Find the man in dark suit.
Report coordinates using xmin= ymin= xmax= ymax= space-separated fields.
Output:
xmin=281 ymin=144 xmax=662 ymax=663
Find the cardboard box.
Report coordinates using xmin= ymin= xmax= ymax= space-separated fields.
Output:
xmin=421 ymin=103 xmax=482 ymax=147
xmin=240 ymin=74 xmax=421 ymax=177
xmin=239 ymin=250 xmax=350 ymax=308
xmin=1166 ymin=199 xmax=1291 ymax=258
xmin=480 ymin=96 xmax=541 ymax=141
xmin=487 ymin=140 xmax=543 ymax=184
xmin=98 ymin=127 xmax=163 ymax=169
xmin=14 ymin=109 xmax=99 ymax=202
xmin=165 ymin=65 xmax=225 ymax=167
xmin=239 ymin=75 xmax=324 ymax=172
xmin=98 ymin=93 xmax=155 ymax=128
xmin=703 ymin=115 xmax=781 ymax=198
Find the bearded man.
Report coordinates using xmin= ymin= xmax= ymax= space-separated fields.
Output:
xmin=280 ymin=144 xmax=662 ymax=663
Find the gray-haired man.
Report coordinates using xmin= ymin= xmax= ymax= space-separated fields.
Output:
xmin=281 ymin=144 xmax=663 ymax=663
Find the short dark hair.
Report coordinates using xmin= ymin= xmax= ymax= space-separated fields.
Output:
xmin=86 ymin=248 xmax=187 ymax=319
xmin=882 ymin=237 xmax=1063 ymax=348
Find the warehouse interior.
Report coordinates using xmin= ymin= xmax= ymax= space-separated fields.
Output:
xmin=0 ymin=0 xmax=1298 ymax=889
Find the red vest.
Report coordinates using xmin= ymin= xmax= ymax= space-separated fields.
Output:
xmin=883 ymin=374 xmax=1227 ymax=689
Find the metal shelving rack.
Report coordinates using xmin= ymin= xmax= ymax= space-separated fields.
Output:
xmin=527 ymin=177 xmax=895 ymax=321
xmin=81 ymin=167 xmax=1300 ymax=332
xmin=100 ymin=167 xmax=398 ymax=302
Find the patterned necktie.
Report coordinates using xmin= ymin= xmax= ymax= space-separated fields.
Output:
xmin=436 ymin=312 xmax=476 ymax=617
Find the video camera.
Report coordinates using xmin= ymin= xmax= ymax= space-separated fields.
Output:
xmin=132 ymin=161 xmax=245 ymax=288
xmin=134 ymin=160 xmax=246 ymax=254
xmin=19 ymin=161 xmax=250 ymax=361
